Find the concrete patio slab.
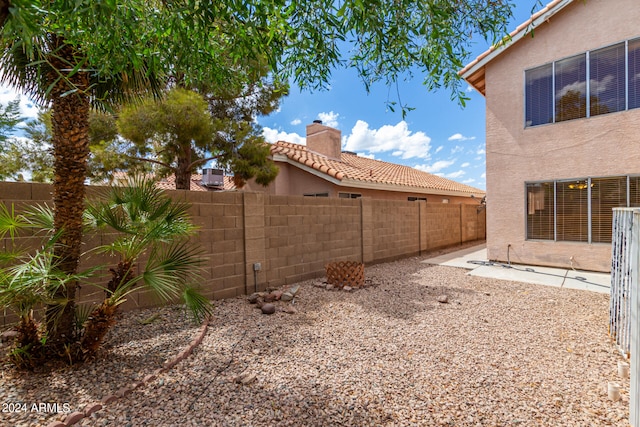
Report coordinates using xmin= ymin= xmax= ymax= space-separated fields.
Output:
xmin=423 ymin=243 xmax=611 ymax=294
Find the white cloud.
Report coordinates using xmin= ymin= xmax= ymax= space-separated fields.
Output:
xmin=262 ymin=127 xmax=305 ymax=145
xmin=463 ymin=178 xmax=476 ymax=184
xmin=461 ymin=162 xmax=470 ymax=168
xmin=481 ymin=172 xmax=486 ymax=178
xmin=448 ymin=133 xmax=476 ymax=142
xmin=414 ymin=159 xmax=455 ymax=174
xmin=290 ymin=118 xmax=302 ymax=126
xmin=466 ymin=84 xmax=475 ymax=93
xmin=357 ymin=152 xmax=375 ymax=159
xmin=446 ymin=170 xmax=466 ymax=179
xmin=317 ymin=111 xmax=339 ymax=128
xmin=343 ymin=120 xmax=431 ymax=160
xmin=435 ymin=145 xmax=443 ymax=153
xmin=451 ymin=145 xmax=464 ymax=154
xmin=476 ymin=148 xmax=486 ymax=155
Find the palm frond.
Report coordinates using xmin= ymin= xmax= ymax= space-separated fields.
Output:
xmin=182 ymin=286 xmax=213 ymax=324
xmin=0 ymin=203 xmax=30 ymax=240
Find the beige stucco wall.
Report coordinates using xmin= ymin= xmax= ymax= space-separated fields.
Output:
xmin=484 ymin=0 xmax=640 ymax=272
xmin=245 ymin=162 xmax=481 ymax=204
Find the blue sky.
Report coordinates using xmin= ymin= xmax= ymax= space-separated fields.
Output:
xmin=259 ymin=1 xmax=542 ymax=191
xmin=1 ymin=1 xmax=541 ymax=190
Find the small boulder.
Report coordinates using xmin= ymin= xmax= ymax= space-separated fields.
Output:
xmin=248 ymin=293 xmax=260 ymax=304
xmin=437 ymin=295 xmax=449 ymax=304
xmin=288 ymin=285 xmax=300 ymax=296
xmin=326 ymin=284 xmax=335 ymax=291
xmin=281 ymin=292 xmax=294 ymax=302
xmin=272 ymin=290 xmax=283 ymax=300
xmin=343 ymin=286 xmax=353 ymax=292
xmin=263 ymin=293 xmax=277 ymax=303
xmin=261 ymin=303 xmax=276 ymax=315
xmin=282 ymin=306 xmax=298 ymax=314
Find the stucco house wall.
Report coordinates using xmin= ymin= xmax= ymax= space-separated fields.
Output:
xmin=483 ymin=0 xmax=640 ymax=271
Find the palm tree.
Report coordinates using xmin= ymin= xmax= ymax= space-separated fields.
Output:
xmin=78 ymin=177 xmax=212 ymax=360
xmin=0 ymin=9 xmax=161 ymax=351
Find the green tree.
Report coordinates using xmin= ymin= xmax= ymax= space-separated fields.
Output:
xmin=0 ymin=0 xmax=515 ymax=354
xmin=117 ymin=88 xmax=280 ymax=190
xmin=0 ymin=111 xmax=55 ymax=182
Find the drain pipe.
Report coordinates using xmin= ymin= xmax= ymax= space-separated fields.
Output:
xmin=507 ymin=244 xmax=512 ymax=268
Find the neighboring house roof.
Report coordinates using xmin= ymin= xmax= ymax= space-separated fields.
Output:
xmin=271 ymin=141 xmax=484 ymax=197
xmin=459 ymin=0 xmax=574 ymax=95
xmin=109 ymin=172 xmax=236 ymax=192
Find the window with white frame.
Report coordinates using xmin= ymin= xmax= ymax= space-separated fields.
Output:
xmin=526 ymin=176 xmax=640 ymax=243
xmin=525 ymin=38 xmax=640 ymax=127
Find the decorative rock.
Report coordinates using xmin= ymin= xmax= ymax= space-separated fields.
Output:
xmin=235 ymin=372 xmax=257 ymax=385
xmin=263 ymin=293 xmax=277 ymax=303
xmin=0 ymin=330 xmax=18 ymax=342
xmin=437 ymin=295 xmax=449 ymax=304
xmin=326 ymin=284 xmax=335 ymax=291
xmin=343 ymin=286 xmax=353 ymax=292
xmin=101 ymin=394 xmax=118 ymax=404
xmin=261 ymin=303 xmax=276 ymax=315
xmin=272 ymin=290 xmax=283 ymax=300
xmin=84 ymin=403 xmax=103 ymax=416
xmin=281 ymin=292 xmax=294 ymax=302
xmin=282 ymin=306 xmax=298 ymax=314
xmin=247 ymin=293 xmax=260 ymax=304
xmin=46 ymin=422 xmax=66 ymax=427
xmin=116 ymin=386 xmax=132 ymax=398
xmin=289 ymin=285 xmax=300 ymax=296
xmin=64 ymin=411 xmax=85 ymax=425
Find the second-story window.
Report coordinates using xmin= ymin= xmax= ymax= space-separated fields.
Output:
xmin=525 ymin=38 xmax=640 ymax=127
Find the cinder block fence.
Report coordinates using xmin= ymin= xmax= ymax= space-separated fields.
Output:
xmin=1 ymin=182 xmax=485 ymax=321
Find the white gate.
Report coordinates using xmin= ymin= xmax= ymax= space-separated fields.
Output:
xmin=611 ymin=208 xmax=639 ymax=426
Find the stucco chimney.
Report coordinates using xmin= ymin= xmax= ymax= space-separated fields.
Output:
xmin=306 ymin=120 xmax=342 ymax=159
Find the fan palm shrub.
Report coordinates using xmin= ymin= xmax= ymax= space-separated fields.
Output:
xmin=77 ymin=177 xmax=212 ymax=360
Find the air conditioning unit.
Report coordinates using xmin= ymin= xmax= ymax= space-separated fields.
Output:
xmin=201 ymin=168 xmax=224 ymax=187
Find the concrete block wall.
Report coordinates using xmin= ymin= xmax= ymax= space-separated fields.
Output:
xmin=263 ymin=195 xmax=362 ymax=288
xmin=0 ymin=182 xmax=485 ymax=322
xmin=371 ymin=199 xmax=420 ymax=263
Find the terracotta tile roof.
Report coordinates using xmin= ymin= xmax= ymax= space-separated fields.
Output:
xmin=271 ymin=141 xmax=485 ymax=196
xmin=459 ymin=0 xmax=573 ymax=95
xmin=109 ymin=172 xmax=236 ymax=191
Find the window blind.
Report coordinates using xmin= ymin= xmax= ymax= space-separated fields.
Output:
xmin=526 ymin=182 xmax=554 ymax=240
xmin=555 ymin=54 xmax=587 ymax=122
xmin=591 ymin=177 xmax=626 ymax=243
xmin=629 ymin=38 xmax=640 ymax=110
xmin=556 ymin=180 xmax=588 ymax=242
xmin=525 ymin=64 xmax=553 ymax=127
xmin=590 ymin=43 xmax=626 ymax=116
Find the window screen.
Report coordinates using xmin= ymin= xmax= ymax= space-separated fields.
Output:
xmin=590 ymin=43 xmax=625 ymax=116
xmin=525 ymin=64 xmax=553 ymax=127
xmin=555 ymin=54 xmax=587 ymax=122
xmin=591 ymin=177 xmax=626 ymax=243
xmin=526 ymin=182 xmax=554 ymax=239
xmin=556 ymin=180 xmax=589 ymax=242
xmin=629 ymin=38 xmax=640 ymax=110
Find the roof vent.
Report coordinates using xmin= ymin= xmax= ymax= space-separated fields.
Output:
xmin=313 ymin=119 xmax=323 ymax=124
xmin=201 ymin=168 xmax=224 ymax=187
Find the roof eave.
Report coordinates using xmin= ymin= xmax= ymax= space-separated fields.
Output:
xmin=341 ymin=178 xmax=484 ymax=198
xmin=459 ymin=0 xmax=575 ymax=95
xmin=273 ymin=154 xmax=485 ymax=198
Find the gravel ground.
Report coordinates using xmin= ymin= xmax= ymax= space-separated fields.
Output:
xmin=1 ymin=246 xmax=631 ymax=427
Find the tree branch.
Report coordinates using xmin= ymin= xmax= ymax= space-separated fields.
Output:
xmin=128 ymin=156 xmax=176 ymax=173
